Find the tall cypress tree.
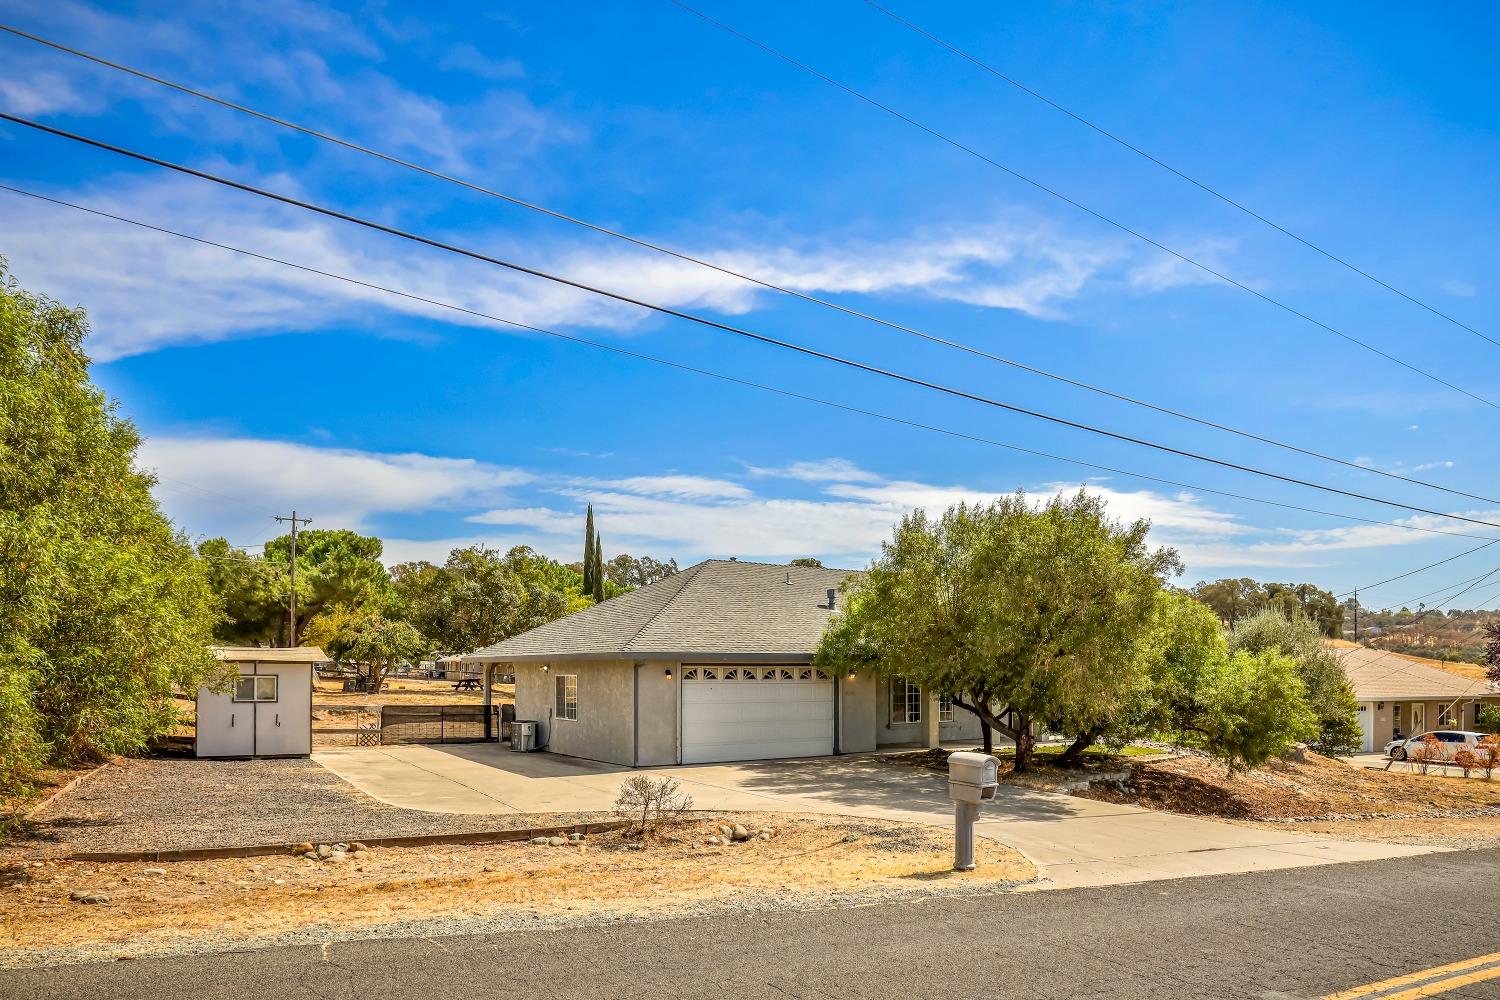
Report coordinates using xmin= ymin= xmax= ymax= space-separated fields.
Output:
xmin=592 ymin=533 xmax=606 ymax=602
xmin=582 ymin=504 xmax=595 ymax=596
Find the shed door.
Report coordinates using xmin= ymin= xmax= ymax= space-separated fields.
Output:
xmin=252 ymin=666 xmax=312 ymax=756
xmin=680 ymin=666 xmax=834 ymax=764
xmin=196 ymin=685 xmax=254 ymax=758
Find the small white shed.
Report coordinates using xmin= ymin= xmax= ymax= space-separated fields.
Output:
xmin=196 ymin=646 xmax=325 ymax=758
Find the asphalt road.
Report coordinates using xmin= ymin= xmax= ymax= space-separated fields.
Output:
xmin=7 ymin=849 xmax=1500 ymax=1000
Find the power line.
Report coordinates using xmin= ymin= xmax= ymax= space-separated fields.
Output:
xmin=858 ymin=0 xmax=1500 ymax=353
xmin=5 ymin=127 xmax=1500 ymax=534
xmin=1336 ymin=538 xmax=1500 ymax=600
xmin=5 ymin=180 xmax=1496 ymax=549
xmin=1 ymin=23 xmax=1489 ymax=505
xmin=664 ymin=0 xmax=1500 ymax=412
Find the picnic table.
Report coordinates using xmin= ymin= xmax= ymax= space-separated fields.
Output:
xmin=451 ymin=677 xmax=481 ymax=691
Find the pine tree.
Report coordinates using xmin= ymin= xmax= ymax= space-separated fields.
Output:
xmin=582 ymin=504 xmax=596 ymax=596
xmin=592 ymin=533 xmax=606 ymax=602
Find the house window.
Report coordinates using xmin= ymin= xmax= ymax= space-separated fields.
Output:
xmin=233 ymin=675 xmax=278 ymax=702
xmin=556 ymin=674 xmax=578 ymax=721
xmin=938 ymin=695 xmax=954 ymax=724
xmin=890 ymin=678 xmax=922 ymax=724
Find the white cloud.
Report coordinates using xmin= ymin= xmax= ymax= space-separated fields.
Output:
xmin=1442 ymin=279 xmax=1477 ymax=298
xmin=746 ymin=458 xmax=882 ymax=483
xmin=583 ymin=475 xmax=752 ymax=499
xmin=139 ymin=435 xmax=531 ymax=545
xmin=438 ymin=43 xmax=525 ymax=81
xmin=2 ymin=170 xmax=1242 ymax=360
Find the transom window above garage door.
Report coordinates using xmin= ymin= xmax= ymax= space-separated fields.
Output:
xmin=682 ymin=667 xmax=830 ymax=681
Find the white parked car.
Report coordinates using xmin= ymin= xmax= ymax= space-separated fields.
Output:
xmin=1385 ymin=730 xmax=1488 ymax=761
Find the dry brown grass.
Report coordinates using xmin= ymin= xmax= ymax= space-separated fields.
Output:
xmin=0 ymin=814 xmax=1033 ymax=959
xmin=1077 ymin=752 xmax=1500 ymax=820
xmin=311 ymin=677 xmax=515 ymax=707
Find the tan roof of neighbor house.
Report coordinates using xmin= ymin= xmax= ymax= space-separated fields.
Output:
xmin=211 ymin=645 xmax=328 ymax=664
xmin=464 ymin=559 xmax=860 ymax=663
xmin=1331 ymin=643 xmax=1496 ymax=701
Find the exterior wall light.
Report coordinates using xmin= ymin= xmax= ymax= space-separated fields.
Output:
xmin=541 ymin=664 xmax=549 ymax=673
xmin=664 ymin=668 xmax=673 ymax=678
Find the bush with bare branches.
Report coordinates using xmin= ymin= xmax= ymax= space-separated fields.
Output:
xmin=1474 ymin=737 xmax=1500 ymax=781
xmin=1412 ymin=734 xmax=1444 ymax=775
xmin=613 ymin=775 xmax=693 ymax=837
xmin=1454 ymin=749 xmax=1479 ymax=778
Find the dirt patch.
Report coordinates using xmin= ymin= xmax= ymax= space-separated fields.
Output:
xmin=7 ymin=756 xmax=609 ymax=857
xmin=1074 ymin=752 xmax=1500 ymax=821
xmin=879 ymin=746 xmax=1166 ymax=793
xmin=1232 ymin=815 xmax=1500 ymax=851
xmin=0 ymin=813 xmax=1035 ymax=967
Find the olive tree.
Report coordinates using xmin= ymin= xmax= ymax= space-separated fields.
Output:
xmin=816 ymin=491 xmax=1178 ymax=771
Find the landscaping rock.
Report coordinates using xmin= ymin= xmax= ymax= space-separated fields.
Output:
xmin=758 ymin=831 xmax=772 ymax=841
xmin=303 ymin=851 xmax=319 ymax=861
xmin=326 ymin=851 xmax=348 ymax=863
xmin=546 ymin=836 xmax=567 ymax=847
xmin=351 ymin=850 xmax=369 ymax=860
xmin=718 ymin=824 xmax=733 ymax=836
xmin=69 ymin=890 xmax=110 ymax=904
xmin=842 ymin=833 xmax=859 ymax=843
xmin=292 ymin=842 xmax=314 ymax=856
xmin=704 ymin=836 xmax=723 ymax=846
xmin=315 ymin=844 xmax=332 ymax=859
xmin=142 ymin=867 xmax=167 ymax=876
xmin=568 ymin=832 xmax=585 ymax=844
xmin=531 ymin=836 xmax=550 ymax=845
xmin=730 ymin=824 xmax=749 ymax=841
xmin=349 ymin=842 xmax=370 ymax=853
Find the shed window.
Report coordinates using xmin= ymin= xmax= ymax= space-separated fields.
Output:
xmin=233 ymin=675 xmax=278 ymax=702
xmin=556 ymin=674 xmax=578 ymax=721
xmin=890 ymin=678 xmax=921 ymax=724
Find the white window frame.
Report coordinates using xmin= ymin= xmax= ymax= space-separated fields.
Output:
xmin=938 ymin=694 xmax=954 ymax=724
xmin=233 ymin=674 xmax=278 ymax=703
xmin=890 ymin=677 xmax=922 ymax=725
xmin=556 ymin=674 xmax=578 ymax=721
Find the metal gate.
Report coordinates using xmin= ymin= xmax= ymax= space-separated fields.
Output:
xmin=379 ymin=705 xmax=508 ymax=745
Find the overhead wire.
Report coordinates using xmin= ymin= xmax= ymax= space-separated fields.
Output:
xmin=6 ymin=118 xmax=1500 ymax=534
xmin=858 ymin=0 xmax=1500 ymax=352
xmin=663 ymin=0 xmax=1500 ymax=411
xmin=0 ymin=22 xmax=1493 ymax=503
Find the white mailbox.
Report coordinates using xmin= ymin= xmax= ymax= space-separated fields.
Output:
xmin=946 ymin=750 xmax=1001 ymax=871
xmin=948 ymin=750 xmax=1000 ymax=804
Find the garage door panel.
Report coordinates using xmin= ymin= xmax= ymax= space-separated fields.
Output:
xmin=681 ymin=673 xmax=834 ymax=764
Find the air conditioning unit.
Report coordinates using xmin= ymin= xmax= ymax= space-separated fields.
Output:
xmin=511 ymin=720 xmax=538 ymax=752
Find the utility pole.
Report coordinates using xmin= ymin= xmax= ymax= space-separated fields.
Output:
xmin=1353 ymin=590 xmax=1359 ymax=643
xmin=273 ymin=510 xmax=312 ymax=647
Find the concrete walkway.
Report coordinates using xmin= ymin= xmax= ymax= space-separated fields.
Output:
xmin=314 ymin=745 xmax=1439 ymax=890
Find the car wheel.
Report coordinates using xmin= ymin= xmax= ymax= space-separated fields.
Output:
xmin=1393 ymin=747 xmax=1407 ymax=761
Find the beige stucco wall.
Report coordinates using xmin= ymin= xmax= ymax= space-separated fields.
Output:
xmin=514 ymin=659 xmax=637 ymax=766
xmin=873 ymin=675 xmax=983 ymax=746
xmin=637 ymin=662 xmax=679 ymax=766
xmin=839 ymin=672 xmax=877 ymax=754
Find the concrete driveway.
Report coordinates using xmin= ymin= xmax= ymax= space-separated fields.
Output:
xmin=315 ymin=745 xmax=1439 ymax=890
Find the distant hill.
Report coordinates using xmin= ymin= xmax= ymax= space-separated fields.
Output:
xmin=1343 ymin=607 xmax=1497 ymax=668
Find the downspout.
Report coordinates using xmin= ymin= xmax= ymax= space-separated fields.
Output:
xmin=632 ymin=662 xmax=640 ymax=767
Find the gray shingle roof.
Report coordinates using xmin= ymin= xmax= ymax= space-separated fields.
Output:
xmin=1333 ymin=644 xmax=1497 ymax=700
xmin=463 ymin=559 xmax=860 ymax=663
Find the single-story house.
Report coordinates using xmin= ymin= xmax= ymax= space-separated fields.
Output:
xmin=1331 ymin=643 xmax=1499 ymax=752
xmin=462 ymin=559 xmax=982 ymax=766
xmin=196 ymin=645 xmax=325 ymax=758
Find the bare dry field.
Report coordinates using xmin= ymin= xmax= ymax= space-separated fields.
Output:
xmin=0 ymin=813 xmax=1034 ymax=966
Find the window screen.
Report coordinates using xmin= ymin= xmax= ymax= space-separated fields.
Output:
xmin=556 ymin=674 xmax=578 ymax=721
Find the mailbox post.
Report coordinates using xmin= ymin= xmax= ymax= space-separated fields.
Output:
xmin=947 ymin=751 xmax=1000 ymax=871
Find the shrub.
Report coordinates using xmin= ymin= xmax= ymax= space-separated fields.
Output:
xmin=1454 ymin=749 xmax=1479 ymax=778
xmin=1474 ymin=737 xmax=1500 ymax=781
xmin=1412 ymin=734 xmax=1444 ymax=775
xmin=613 ymin=775 xmax=693 ymax=837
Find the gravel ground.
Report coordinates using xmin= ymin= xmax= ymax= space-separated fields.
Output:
xmin=0 ymin=814 xmax=1035 ymax=969
xmin=10 ymin=756 xmax=609 ymax=857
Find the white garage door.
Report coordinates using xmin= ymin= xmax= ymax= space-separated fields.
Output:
xmin=681 ymin=666 xmax=835 ymax=764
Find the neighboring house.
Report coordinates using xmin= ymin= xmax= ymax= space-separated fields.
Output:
xmin=197 ymin=645 xmax=325 ymax=758
xmin=1331 ymin=643 xmax=1500 ymax=752
xmin=462 ymin=559 xmax=981 ymax=766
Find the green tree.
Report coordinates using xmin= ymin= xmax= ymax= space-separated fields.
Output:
xmin=1476 ymin=704 xmax=1500 ymax=736
xmin=1194 ymin=650 xmax=1319 ymax=772
xmin=816 ymin=491 xmax=1178 ymax=771
xmin=604 ymin=553 xmax=680 ymax=588
xmin=196 ymin=537 xmax=286 ymax=646
xmin=1228 ymin=607 xmax=1363 ymax=756
xmin=0 ymin=261 xmax=223 ymax=792
xmin=789 ymin=557 xmax=825 ymax=568
xmin=591 ymin=532 xmax=606 ymax=602
xmin=307 ymin=608 xmax=428 ymax=693
xmin=582 ymin=504 xmax=596 ymax=597
xmin=262 ymin=529 xmax=390 ymax=645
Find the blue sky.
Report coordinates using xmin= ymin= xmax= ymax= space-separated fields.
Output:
xmin=2 ymin=0 xmax=1498 ymax=608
